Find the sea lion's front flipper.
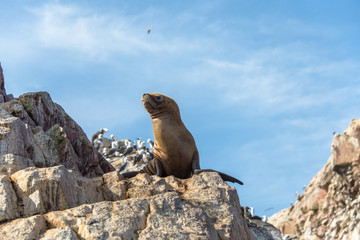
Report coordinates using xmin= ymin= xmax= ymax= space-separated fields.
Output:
xmin=141 ymin=158 xmax=166 ymax=177
xmin=120 ymin=158 xmax=165 ymax=179
xmin=191 ymin=150 xmax=201 ymax=174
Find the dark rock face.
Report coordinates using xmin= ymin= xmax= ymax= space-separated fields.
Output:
xmin=0 ymin=63 xmax=6 ymax=103
xmin=0 ymin=70 xmax=114 ymax=177
xmin=16 ymin=92 xmax=115 ymax=176
xmin=0 ymin=63 xmax=13 ymax=103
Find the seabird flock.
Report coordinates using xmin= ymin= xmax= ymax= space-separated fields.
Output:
xmin=91 ymin=128 xmax=154 ymax=172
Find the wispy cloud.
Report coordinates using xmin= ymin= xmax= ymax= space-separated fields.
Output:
xmin=186 ymin=46 xmax=360 ymax=116
xmin=23 ymin=3 xmax=212 ymax=60
xmin=27 ymin=3 xmax=157 ymax=58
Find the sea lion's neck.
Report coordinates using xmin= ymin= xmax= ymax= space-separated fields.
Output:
xmin=151 ymin=115 xmax=183 ymax=126
xmin=149 ymin=110 xmax=168 ymax=119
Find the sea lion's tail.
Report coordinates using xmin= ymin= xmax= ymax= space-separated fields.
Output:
xmin=194 ymin=169 xmax=243 ymax=185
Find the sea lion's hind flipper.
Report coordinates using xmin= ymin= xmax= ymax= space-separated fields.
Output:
xmin=194 ymin=169 xmax=244 ymax=185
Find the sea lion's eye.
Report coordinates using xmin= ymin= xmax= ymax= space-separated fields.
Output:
xmin=155 ymin=96 xmax=162 ymax=101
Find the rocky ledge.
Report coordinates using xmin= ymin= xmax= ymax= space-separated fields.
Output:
xmin=0 ymin=63 xmax=281 ymax=240
xmin=269 ymin=119 xmax=360 ymax=240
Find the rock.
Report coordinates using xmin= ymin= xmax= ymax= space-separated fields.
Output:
xmin=248 ymin=225 xmax=278 ymax=240
xmin=0 ymin=172 xmax=255 ymax=239
xmin=0 ymin=154 xmax=34 ymax=175
xmin=269 ymin=118 xmax=360 ymax=239
xmin=40 ymin=227 xmax=80 ymax=240
xmin=18 ymin=92 xmax=115 ymax=176
xmin=0 ymin=63 xmax=5 ymax=103
xmin=0 ymin=117 xmax=35 ymax=160
xmin=11 ymin=165 xmax=103 ymax=217
xmin=0 ymin=215 xmax=47 ymax=240
xmin=94 ymin=170 xmax=127 ymax=201
xmin=1 ymin=99 xmax=36 ymax=127
xmin=32 ymin=125 xmax=81 ymax=171
xmin=0 ymin=88 xmax=115 ymax=177
xmin=0 ymin=175 xmax=19 ymax=222
xmin=332 ymin=134 xmax=360 ymax=171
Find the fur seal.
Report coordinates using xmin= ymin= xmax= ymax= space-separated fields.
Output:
xmin=122 ymin=93 xmax=243 ymax=185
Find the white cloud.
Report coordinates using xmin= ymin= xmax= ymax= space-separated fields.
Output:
xmin=185 ymin=44 xmax=360 ymax=116
xmin=28 ymin=3 xmax=157 ymax=58
xmin=23 ymin=3 xmax=212 ymax=60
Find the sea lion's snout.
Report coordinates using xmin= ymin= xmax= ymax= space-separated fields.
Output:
xmin=142 ymin=93 xmax=155 ymax=115
xmin=142 ymin=93 xmax=150 ymax=101
xmin=142 ymin=93 xmax=152 ymax=104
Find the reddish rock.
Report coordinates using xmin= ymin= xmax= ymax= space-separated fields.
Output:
xmin=332 ymin=134 xmax=360 ymax=169
xmin=269 ymin=119 xmax=360 ymax=240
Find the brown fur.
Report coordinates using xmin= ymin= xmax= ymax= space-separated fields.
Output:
xmin=121 ymin=93 xmax=243 ymax=185
xmin=141 ymin=93 xmax=199 ymax=178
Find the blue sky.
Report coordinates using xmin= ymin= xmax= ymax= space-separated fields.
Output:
xmin=1 ymin=0 xmax=360 ymax=217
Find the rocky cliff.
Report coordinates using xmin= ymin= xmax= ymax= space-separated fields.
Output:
xmin=269 ymin=120 xmax=360 ymax=239
xmin=0 ymin=64 xmax=281 ymax=240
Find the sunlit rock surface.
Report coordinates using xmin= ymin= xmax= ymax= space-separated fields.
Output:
xmin=269 ymin=119 xmax=360 ymax=240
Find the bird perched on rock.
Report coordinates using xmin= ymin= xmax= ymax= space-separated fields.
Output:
xmin=115 ymin=151 xmax=124 ymax=157
xmin=123 ymin=143 xmax=134 ymax=155
xmin=111 ymin=140 xmax=119 ymax=150
xmin=91 ymin=128 xmax=108 ymax=142
xmin=93 ymin=138 xmax=102 ymax=149
xmin=144 ymin=151 xmax=153 ymax=163
xmin=137 ymin=138 xmax=146 ymax=150
xmin=118 ymin=161 xmax=128 ymax=173
xmin=135 ymin=149 xmax=145 ymax=164
xmin=110 ymin=134 xmax=117 ymax=141
xmin=147 ymin=139 xmax=154 ymax=150
xmin=102 ymin=148 xmax=109 ymax=155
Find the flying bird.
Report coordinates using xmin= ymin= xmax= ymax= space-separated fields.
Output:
xmin=147 ymin=28 xmax=152 ymax=34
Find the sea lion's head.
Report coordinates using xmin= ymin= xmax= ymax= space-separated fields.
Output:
xmin=142 ymin=93 xmax=181 ymax=119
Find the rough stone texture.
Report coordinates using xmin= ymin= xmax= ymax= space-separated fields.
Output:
xmin=40 ymin=227 xmax=80 ymax=240
xmin=269 ymin=118 xmax=360 ymax=240
xmin=0 ymin=215 xmax=47 ymax=240
xmin=0 ymin=175 xmax=19 ymax=222
xmin=0 ymin=89 xmax=114 ymax=176
xmin=0 ymin=166 xmax=284 ymax=239
xmin=0 ymin=171 xmax=255 ymax=239
xmin=0 ymin=154 xmax=34 ymax=175
xmin=0 ymin=117 xmax=35 ymax=160
xmin=18 ymin=92 xmax=115 ymax=177
xmin=11 ymin=165 xmax=102 ymax=218
xmin=1 ymin=99 xmax=36 ymax=127
xmin=0 ymin=63 xmax=13 ymax=103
